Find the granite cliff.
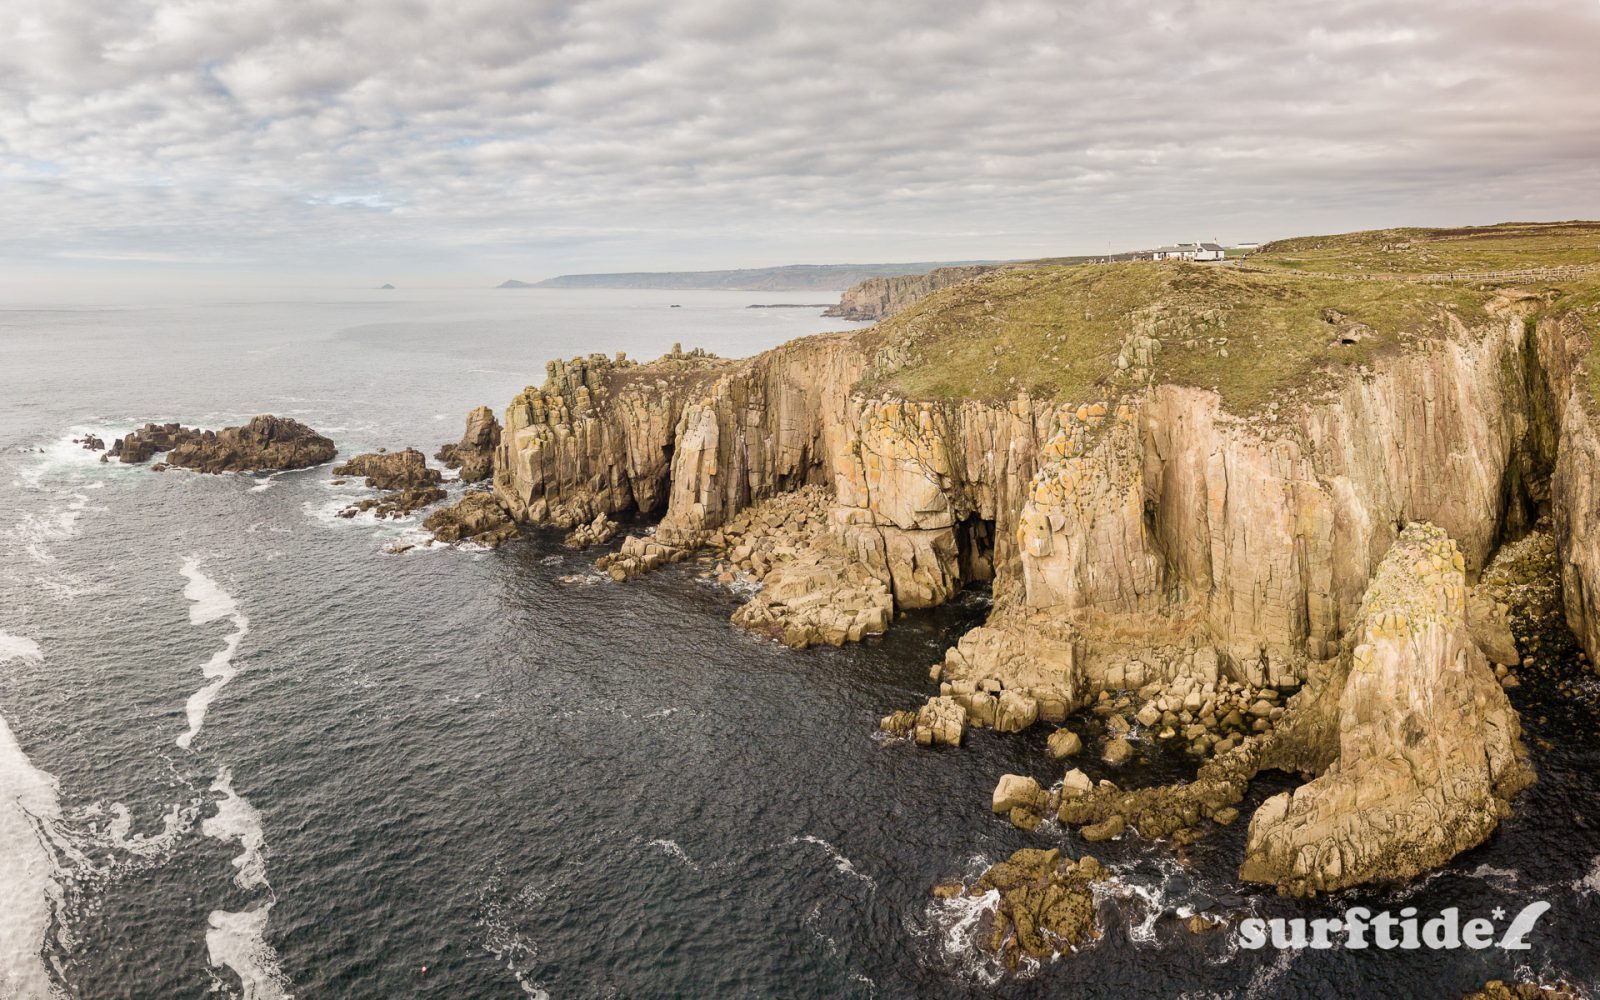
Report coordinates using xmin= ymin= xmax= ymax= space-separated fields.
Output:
xmin=486 ymin=222 xmax=1600 ymax=903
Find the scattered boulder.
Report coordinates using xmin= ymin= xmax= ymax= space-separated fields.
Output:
xmin=1061 ymin=768 xmax=1093 ymax=796
xmin=992 ymin=774 xmax=1046 ymax=816
xmin=1047 ymin=728 xmax=1082 ymax=759
xmin=74 ymin=434 xmax=105 ymax=451
xmin=564 ymin=513 xmax=620 ymax=549
xmin=423 ymin=491 xmax=519 ymax=547
xmin=879 ymin=710 xmax=917 ymax=736
xmin=1102 ymin=736 xmax=1134 ymax=764
xmin=435 ymin=405 xmax=501 ymax=482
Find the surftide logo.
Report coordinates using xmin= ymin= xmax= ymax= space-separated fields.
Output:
xmin=1238 ymin=902 xmax=1551 ymax=950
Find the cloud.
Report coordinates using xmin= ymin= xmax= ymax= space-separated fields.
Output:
xmin=1 ymin=0 xmax=1598 ymax=282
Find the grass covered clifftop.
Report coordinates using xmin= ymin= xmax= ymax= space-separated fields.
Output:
xmin=1247 ymin=220 xmax=1600 ymax=276
xmin=855 ymin=260 xmax=1498 ymax=411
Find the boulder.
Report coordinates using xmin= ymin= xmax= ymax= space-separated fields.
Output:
xmin=1102 ymin=736 xmax=1134 ymax=764
xmin=942 ymin=847 xmax=1107 ymax=964
xmin=1047 ymin=728 xmax=1082 ymax=759
xmin=992 ymin=774 xmax=1046 ymax=815
xmin=914 ymin=696 xmax=965 ymax=747
xmin=1080 ymin=815 xmax=1124 ymax=842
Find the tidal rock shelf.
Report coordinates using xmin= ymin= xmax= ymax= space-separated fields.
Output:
xmin=477 ymin=226 xmax=1600 ymax=914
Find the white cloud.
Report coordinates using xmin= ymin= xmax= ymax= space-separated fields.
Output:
xmin=0 ymin=0 xmax=1598 ymax=285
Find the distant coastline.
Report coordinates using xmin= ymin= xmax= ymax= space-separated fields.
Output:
xmin=497 ymin=260 xmax=1009 ymax=293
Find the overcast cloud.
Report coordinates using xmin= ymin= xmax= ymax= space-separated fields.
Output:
xmin=2 ymin=0 xmax=1598 ymax=288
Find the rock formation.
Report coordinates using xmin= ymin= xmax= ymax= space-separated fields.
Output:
xmin=424 ymin=491 xmax=519 ymax=547
xmin=932 ymin=848 xmax=1106 ymax=967
xmin=436 ymin=405 xmax=501 ymax=482
xmin=334 ymin=448 xmax=441 ymax=491
xmin=106 ymin=416 xmax=335 ymax=472
xmin=484 ymin=226 xmax=1600 ymax=907
xmin=1239 ymin=524 xmax=1531 ymax=895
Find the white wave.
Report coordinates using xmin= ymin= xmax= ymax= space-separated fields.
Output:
xmin=201 ymin=767 xmax=269 ymax=892
xmin=0 ymin=633 xmax=67 ymax=999
xmin=923 ymin=888 xmax=1022 ymax=986
xmin=176 ymin=560 xmax=250 ymax=750
xmin=205 ymin=903 xmax=291 ymax=1000
xmin=647 ymin=838 xmax=698 ymax=869
xmin=786 ymin=835 xmax=877 ymax=890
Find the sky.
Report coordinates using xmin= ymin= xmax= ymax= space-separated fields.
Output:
xmin=2 ymin=0 xmax=1599 ymax=293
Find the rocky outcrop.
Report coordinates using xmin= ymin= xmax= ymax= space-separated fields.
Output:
xmin=825 ymin=265 xmax=997 ymax=322
xmin=1239 ymin=524 xmax=1532 ymax=895
xmin=333 ymin=448 xmax=446 ymax=519
xmin=436 ymin=405 xmax=501 ymax=482
xmin=334 ymin=448 xmax=441 ymax=491
xmin=107 ymin=416 xmax=335 ymax=472
xmin=106 ymin=422 xmax=199 ymax=463
xmin=932 ymin=848 xmax=1106 ymax=968
xmin=424 ymin=492 xmax=519 ymax=547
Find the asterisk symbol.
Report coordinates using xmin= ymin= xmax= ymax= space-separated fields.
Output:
xmin=1492 ymin=906 xmax=1507 ymax=920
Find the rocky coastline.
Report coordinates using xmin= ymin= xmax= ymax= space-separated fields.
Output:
xmin=458 ymin=223 xmax=1600 ymax=971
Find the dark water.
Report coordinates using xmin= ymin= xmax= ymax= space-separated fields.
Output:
xmin=2 ymin=289 xmax=1599 ymax=999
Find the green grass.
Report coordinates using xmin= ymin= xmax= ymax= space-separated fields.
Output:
xmin=1248 ymin=221 xmax=1600 ymax=276
xmin=857 ymin=260 xmax=1495 ymax=411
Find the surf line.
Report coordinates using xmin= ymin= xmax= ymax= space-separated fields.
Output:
xmin=175 ymin=564 xmax=294 ymax=998
xmin=0 ymin=633 xmax=76 ymax=999
xmin=176 ymin=558 xmax=252 ymax=750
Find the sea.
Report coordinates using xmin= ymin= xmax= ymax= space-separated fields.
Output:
xmin=2 ymin=288 xmax=1599 ymax=999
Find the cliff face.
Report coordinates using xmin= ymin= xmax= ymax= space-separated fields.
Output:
xmin=491 ymin=252 xmax=1600 ymax=895
xmin=824 ymin=265 xmax=998 ymax=321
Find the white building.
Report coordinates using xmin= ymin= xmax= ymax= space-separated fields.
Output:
xmin=1194 ymin=242 xmax=1225 ymax=261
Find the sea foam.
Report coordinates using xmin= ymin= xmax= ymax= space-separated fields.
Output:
xmin=205 ymin=903 xmax=291 ymax=1000
xmin=202 ymin=767 xmax=270 ymax=892
xmin=176 ymin=559 xmax=250 ymax=750
xmin=0 ymin=633 xmax=67 ymax=999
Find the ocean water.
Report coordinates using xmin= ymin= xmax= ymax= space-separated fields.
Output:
xmin=2 ymin=288 xmax=1599 ymax=999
